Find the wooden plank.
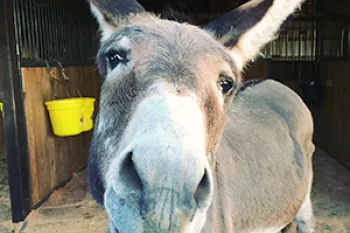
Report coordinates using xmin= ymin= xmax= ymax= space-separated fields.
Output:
xmin=315 ymin=61 xmax=350 ymax=168
xmin=21 ymin=66 xmax=100 ymax=206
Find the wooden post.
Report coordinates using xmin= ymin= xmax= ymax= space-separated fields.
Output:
xmin=0 ymin=0 xmax=31 ymax=222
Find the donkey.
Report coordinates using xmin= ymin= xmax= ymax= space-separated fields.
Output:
xmin=87 ymin=0 xmax=315 ymax=232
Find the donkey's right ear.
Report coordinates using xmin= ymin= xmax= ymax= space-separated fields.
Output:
xmin=203 ymin=0 xmax=304 ymax=71
xmin=89 ymin=0 xmax=145 ymax=40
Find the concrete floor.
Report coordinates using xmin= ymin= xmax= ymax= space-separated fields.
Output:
xmin=0 ymin=147 xmax=349 ymax=233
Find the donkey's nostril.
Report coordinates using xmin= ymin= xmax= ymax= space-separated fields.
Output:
xmin=194 ymin=168 xmax=211 ymax=208
xmin=119 ymin=152 xmax=143 ymax=191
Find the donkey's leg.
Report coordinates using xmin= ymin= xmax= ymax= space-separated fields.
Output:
xmin=106 ymin=221 xmax=118 ymax=233
xmin=281 ymin=221 xmax=297 ymax=233
xmin=295 ymin=193 xmax=315 ymax=233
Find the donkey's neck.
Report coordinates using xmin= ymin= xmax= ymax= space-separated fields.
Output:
xmin=202 ymin=126 xmax=236 ymax=233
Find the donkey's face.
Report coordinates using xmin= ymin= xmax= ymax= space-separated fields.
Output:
xmin=88 ymin=0 xmax=305 ymax=232
xmin=94 ymin=19 xmax=234 ymax=233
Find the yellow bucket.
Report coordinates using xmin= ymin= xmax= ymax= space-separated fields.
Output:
xmin=45 ymin=98 xmax=85 ymax=137
xmin=82 ymin=97 xmax=96 ymax=132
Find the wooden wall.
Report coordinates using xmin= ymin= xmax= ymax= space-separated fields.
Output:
xmin=243 ymin=60 xmax=269 ymax=80
xmin=314 ymin=61 xmax=350 ymax=168
xmin=21 ymin=66 xmax=100 ymax=206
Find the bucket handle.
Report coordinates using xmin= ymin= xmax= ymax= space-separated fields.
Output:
xmin=41 ymin=59 xmax=71 ymax=99
xmin=38 ymin=58 xmax=83 ymax=99
xmin=50 ymin=78 xmax=74 ymax=100
xmin=54 ymin=59 xmax=83 ymax=98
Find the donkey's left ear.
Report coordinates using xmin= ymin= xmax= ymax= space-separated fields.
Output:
xmin=89 ymin=0 xmax=145 ymax=40
xmin=203 ymin=0 xmax=305 ymax=71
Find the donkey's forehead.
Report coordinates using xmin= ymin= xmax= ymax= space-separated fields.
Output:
xmin=100 ymin=19 xmax=235 ymax=66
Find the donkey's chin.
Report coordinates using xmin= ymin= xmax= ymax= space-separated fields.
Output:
xmin=104 ymin=185 xmax=209 ymax=233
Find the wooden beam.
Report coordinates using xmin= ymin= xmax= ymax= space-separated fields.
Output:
xmin=0 ymin=0 xmax=32 ymax=222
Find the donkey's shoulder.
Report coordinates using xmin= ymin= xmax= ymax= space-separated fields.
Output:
xmin=234 ymin=79 xmax=313 ymax=133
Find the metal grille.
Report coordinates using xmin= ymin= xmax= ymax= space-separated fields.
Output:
xmin=319 ymin=19 xmax=350 ymax=59
xmin=262 ymin=19 xmax=317 ymax=61
xmin=262 ymin=19 xmax=350 ymax=61
xmin=261 ymin=0 xmax=317 ymax=61
xmin=12 ymin=0 xmax=350 ymax=64
xmin=261 ymin=0 xmax=350 ymax=61
xmin=13 ymin=0 xmax=99 ymax=66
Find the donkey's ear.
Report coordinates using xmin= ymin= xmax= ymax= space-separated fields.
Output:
xmin=89 ymin=0 xmax=145 ymax=40
xmin=204 ymin=0 xmax=304 ymax=70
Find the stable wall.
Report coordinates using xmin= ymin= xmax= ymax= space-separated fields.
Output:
xmin=244 ymin=60 xmax=314 ymax=94
xmin=315 ymin=61 xmax=350 ymax=169
xmin=21 ymin=66 xmax=100 ymax=206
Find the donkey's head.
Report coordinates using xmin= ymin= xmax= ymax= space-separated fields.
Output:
xmin=88 ymin=0 xmax=304 ymax=232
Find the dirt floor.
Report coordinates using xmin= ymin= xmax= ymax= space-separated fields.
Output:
xmin=0 ymin=144 xmax=11 ymax=231
xmin=311 ymin=148 xmax=350 ymax=232
xmin=0 ymin=147 xmax=349 ymax=233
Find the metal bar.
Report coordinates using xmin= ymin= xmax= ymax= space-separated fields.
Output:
xmin=346 ymin=29 xmax=350 ymax=58
xmin=285 ymin=32 xmax=288 ymax=60
xmin=327 ymin=22 xmax=331 ymax=57
xmin=19 ymin=0 xmax=28 ymax=60
xmin=46 ymin=0 xmax=53 ymax=60
xmin=68 ymin=3 xmax=75 ymax=61
xmin=37 ymin=0 xmax=44 ymax=59
xmin=43 ymin=1 xmax=51 ymax=60
xmin=26 ymin=0 xmax=35 ymax=59
xmin=298 ymin=21 xmax=302 ymax=60
xmin=312 ymin=21 xmax=315 ymax=60
xmin=338 ymin=21 xmax=343 ymax=58
xmin=314 ymin=0 xmax=325 ymax=80
xmin=0 ymin=0 xmax=32 ymax=222
xmin=13 ymin=0 xmax=23 ymax=60
xmin=55 ymin=2 xmax=62 ymax=60
xmin=32 ymin=0 xmax=39 ymax=60
xmin=49 ymin=0 xmax=56 ymax=60
xmin=55 ymin=2 xmax=63 ymax=60
xmin=293 ymin=21 xmax=296 ymax=61
xmin=77 ymin=7 xmax=84 ymax=61
xmin=71 ymin=3 xmax=78 ymax=61
xmin=340 ymin=27 xmax=344 ymax=57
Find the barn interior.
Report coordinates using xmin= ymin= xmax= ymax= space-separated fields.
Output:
xmin=0 ymin=0 xmax=350 ymax=232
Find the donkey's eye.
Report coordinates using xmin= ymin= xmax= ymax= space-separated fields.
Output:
xmin=106 ymin=50 xmax=128 ymax=70
xmin=218 ymin=78 xmax=234 ymax=94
